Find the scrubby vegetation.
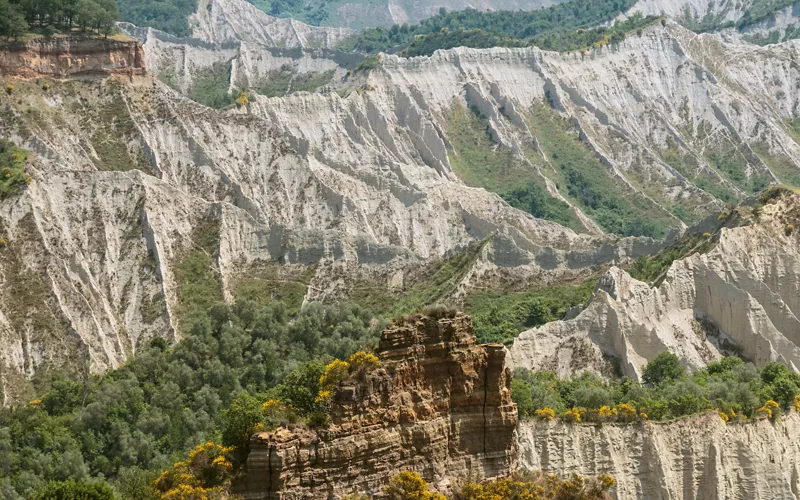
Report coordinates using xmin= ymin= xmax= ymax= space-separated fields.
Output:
xmin=403 ymin=13 xmax=660 ymax=57
xmin=445 ymin=102 xmax=583 ymax=231
xmin=513 ymin=353 xmax=800 ymax=424
xmin=349 ymin=0 xmax=641 ymax=54
xmin=628 ymin=232 xmax=716 ymax=284
xmin=0 ymin=139 xmax=31 ymax=199
xmin=116 ymin=0 xmax=195 ymax=36
xmin=187 ymin=62 xmax=237 ymax=109
xmin=383 ymin=470 xmax=615 ymax=500
xmin=257 ymin=66 xmax=335 ymax=97
xmin=0 ymin=299 xmax=382 ymax=499
xmin=466 ymin=277 xmax=597 ymax=345
xmin=526 ymin=104 xmax=675 ymax=238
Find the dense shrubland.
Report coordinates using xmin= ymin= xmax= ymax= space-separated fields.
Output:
xmin=347 ymin=0 xmax=639 ymax=54
xmin=0 ymin=299 xmax=382 ymax=499
xmin=0 ymin=0 xmax=120 ymax=40
xmin=513 ymin=353 xmax=800 ymax=424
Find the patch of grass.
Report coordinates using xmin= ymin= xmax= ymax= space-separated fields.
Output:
xmin=464 ymin=276 xmax=598 ymax=345
xmin=174 ymin=217 xmax=223 ymax=329
xmin=188 ymin=61 xmax=235 ymax=109
xmin=526 ymin=103 xmax=674 ymax=237
xmin=231 ymin=262 xmax=316 ymax=316
xmin=354 ymin=55 xmax=380 ymax=73
xmin=628 ymin=233 xmax=716 ymax=284
xmin=445 ymin=101 xmax=584 ymax=232
xmin=258 ymin=67 xmax=334 ymax=98
xmin=0 ymin=139 xmax=31 ymax=199
xmin=786 ymin=118 xmax=800 ymax=145
xmin=706 ymin=141 xmax=771 ymax=194
xmin=347 ymin=237 xmax=489 ymax=318
xmin=661 ymin=139 xmax=739 ymax=203
xmin=751 ymin=142 xmax=800 ymax=188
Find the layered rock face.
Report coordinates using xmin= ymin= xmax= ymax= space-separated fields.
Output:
xmin=509 ymin=195 xmax=800 ymax=379
xmin=518 ymin=412 xmax=800 ymax=500
xmin=0 ymin=38 xmax=145 ymax=77
xmin=244 ymin=315 xmax=518 ymax=498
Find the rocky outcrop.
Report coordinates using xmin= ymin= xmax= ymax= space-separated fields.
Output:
xmin=517 ymin=412 xmax=800 ymax=500
xmin=0 ymin=37 xmax=145 ymax=77
xmin=509 ymin=194 xmax=800 ymax=380
xmin=244 ymin=315 xmax=518 ymax=498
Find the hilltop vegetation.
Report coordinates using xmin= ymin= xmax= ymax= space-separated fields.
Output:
xmin=0 ymin=0 xmax=120 ymax=40
xmin=513 ymin=354 xmax=800 ymax=424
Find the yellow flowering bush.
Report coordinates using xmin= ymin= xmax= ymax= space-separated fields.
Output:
xmin=384 ymin=471 xmax=446 ymax=500
xmin=561 ymin=407 xmax=586 ymax=423
xmin=756 ymin=400 xmax=780 ymax=420
xmin=458 ymin=470 xmax=615 ymax=500
xmin=639 ymin=412 xmax=648 ymax=421
xmin=718 ymin=411 xmax=729 ymax=423
xmin=320 ymin=359 xmax=350 ymax=389
xmin=314 ymin=389 xmax=333 ymax=404
xmin=617 ymin=403 xmax=636 ymax=422
xmin=5 ymin=84 xmax=13 ymax=95
xmin=598 ymin=405 xmax=618 ymax=421
xmin=795 ymin=395 xmax=800 ymax=413
xmin=235 ymin=91 xmax=249 ymax=107
xmin=349 ymin=351 xmax=380 ymax=371
xmin=535 ymin=408 xmax=555 ymax=421
xmin=153 ymin=442 xmax=234 ymax=499
xmin=27 ymin=399 xmax=42 ymax=406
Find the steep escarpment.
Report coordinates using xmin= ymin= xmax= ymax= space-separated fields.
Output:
xmin=3 ymin=4 xmax=800 ymax=399
xmin=0 ymin=37 xmax=145 ymax=77
xmin=509 ymin=193 xmax=800 ymax=380
xmin=518 ymin=412 xmax=800 ymax=500
xmin=244 ymin=315 xmax=517 ymax=498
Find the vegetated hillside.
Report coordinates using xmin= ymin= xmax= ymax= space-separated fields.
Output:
xmin=4 ymin=7 xmax=800 ymax=404
xmin=509 ymin=189 xmax=800 ymax=381
xmin=345 ymin=0 xmax=800 ymax=55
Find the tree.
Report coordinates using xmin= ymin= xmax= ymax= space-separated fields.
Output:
xmin=32 ymin=480 xmax=116 ymax=500
xmin=0 ymin=0 xmax=28 ymax=41
xmin=221 ymin=393 xmax=263 ymax=462
xmin=642 ymin=352 xmax=684 ymax=386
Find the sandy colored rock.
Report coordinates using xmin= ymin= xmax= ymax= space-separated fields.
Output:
xmin=244 ymin=315 xmax=518 ymax=499
xmin=518 ymin=412 xmax=800 ymax=500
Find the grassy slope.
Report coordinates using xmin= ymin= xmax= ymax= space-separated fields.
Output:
xmin=525 ymin=104 xmax=675 ymax=238
xmin=445 ymin=101 xmax=584 ymax=232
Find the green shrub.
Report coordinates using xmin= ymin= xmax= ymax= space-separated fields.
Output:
xmin=32 ymin=480 xmax=115 ymax=500
xmin=642 ymin=352 xmax=684 ymax=387
xmin=0 ymin=139 xmax=31 ymax=199
xmin=513 ymin=355 xmax=800 ymax=423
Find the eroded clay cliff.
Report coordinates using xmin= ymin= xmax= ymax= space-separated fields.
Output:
xmin=509 ymin=194 xmax=800 ymax=379
xmin=244 ymin=314 xmax=517 ymax=498
xmin=518 ymin=412 xmax=800 ymax=500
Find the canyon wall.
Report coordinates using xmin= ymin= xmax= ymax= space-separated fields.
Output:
xmin=0 ymin=37 xmax=145 ymax=77
xmin=244 ymin=315 xmax=518 ymax=498
xmin=2 ymin=0 xmax=800 ymax=399
xmin=518 ymin=412 xmax=800 ymax=500
xmin=509 ymin=194 xmax=800 ymax=380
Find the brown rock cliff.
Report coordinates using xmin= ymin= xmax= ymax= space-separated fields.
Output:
xmin=245 ymin=314 xmax=518 ymax=499
xmin=0 ymin=37 xmax=145 ymax=77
